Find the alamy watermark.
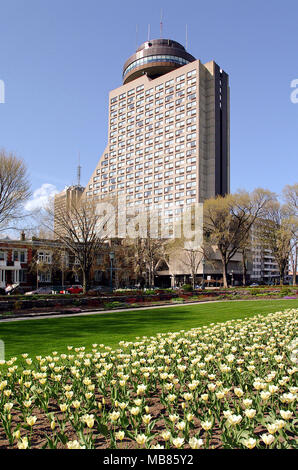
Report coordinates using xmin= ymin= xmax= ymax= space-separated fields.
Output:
xmin=290 ymin=79 xmax=298 ymax=104
xmin=94 ymin=200 xmax=203 ymax=249
xmin=0 ymin=340 xmax=4 ymax=361
xmin=0 ymin=80 xmax=5 ymax=103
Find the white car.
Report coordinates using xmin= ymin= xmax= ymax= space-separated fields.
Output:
xmin=25 ymin=287 xmax=53 ymax=296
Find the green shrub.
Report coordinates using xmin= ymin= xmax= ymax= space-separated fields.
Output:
xmin=171 ymin=297 xmax=184 ymax=303
xmin=181 ymin=284 xmax=193 ymax=292
xmin=1 ymin=311 xmax=14 ymax=316
xmin=104 ymin=301 xmax=128 ymax=309
xmin=249 ymin=288 xmax=259 ymax=296
xmin=280 ymin=287 xmax=292 ymax=296
xmin=13 ymin=300 xmax=23 ymax=310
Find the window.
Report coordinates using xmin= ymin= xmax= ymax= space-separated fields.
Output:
xmin=96 ymin=254 xmax=104 ymax=265
xmin=176 ymin=74 xmax=185 ymax=83
xmin=19 ymin=269 xmax=27 ymax=283
xmin=38 ymin=271 xmax=51 ymax=283
xmin=187 ymin=69 xmax=196 ymax=78
xmin=38 ymin=251 xmax=52 ymax=264
xmin=0 ymin=251 xmax=6 ymax=261
xmin=123 ymin=56 xmax=189 ymax=80
xmin=165 ymin=79 xmax=174 ymax=87
xmin=94 ymin=270 xmax=103 ymax=282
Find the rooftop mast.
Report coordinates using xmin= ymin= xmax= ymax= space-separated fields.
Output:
xmin=77 ymin=152 xmax=82 ymax=187
xmin=160 ymin=9 xmax=163 ymax=38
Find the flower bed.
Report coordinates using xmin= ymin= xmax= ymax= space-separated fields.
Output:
xmin=0 ymin=308 xmax=297 ymax=449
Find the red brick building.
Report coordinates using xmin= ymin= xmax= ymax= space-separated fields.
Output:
xmin=0 ymin=233 xmax=80 ymax=290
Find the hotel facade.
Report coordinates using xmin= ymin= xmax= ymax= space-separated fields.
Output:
xmin=81 ymin=38 xmax=235 ymax=286
xmin=85 ymin=38 xmax=230 ymax=212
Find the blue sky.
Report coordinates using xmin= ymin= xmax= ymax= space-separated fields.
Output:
xmin=0 ymin=0 xmax=297 ymax=209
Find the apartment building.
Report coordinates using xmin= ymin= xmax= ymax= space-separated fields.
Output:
xmin=85 ymin=38 xmax=230 ymax=208
xmin=54 ymin=185 xmax=85 ymax=237
xmin=82 ymin=38 xmax=233 ymax=286
xmin=251 ymin=246 xmax=281 ymax=284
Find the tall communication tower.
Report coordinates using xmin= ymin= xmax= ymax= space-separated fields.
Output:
xmin=77 ymin=152 xmax=82 ymax=186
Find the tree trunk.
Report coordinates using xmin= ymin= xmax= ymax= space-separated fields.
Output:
xmin=148 ymin=264 xmax=152 ymax=288
xmin=242 ymin=250 xmax=247 ymax=286
xmin=82 ymin=271 xmax=87 ymax=294
xmin=222 ymin=261 xmax=228 ymax=288
xmin=191 ymin=270 xmax=195 ymax=290
xmin=279 ymin=266 xmax=284 ymax=286
xmin=151 ymin=261 xmax=155 ymax=287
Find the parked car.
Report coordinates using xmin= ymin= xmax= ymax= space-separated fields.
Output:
xmin=87 ymin=285 xmax=110 ymax=295
xmin=51 ymin=286 xmax=64 ymax=294
xmin=65 ymin=285 xmax=83 ymax=294
xmin=249 ymin=283 xmax=259 ymax=287
xmin=6 ymin=284 xmax=26 ymax=295
xmin=5 ymin=283 xmax=25 ymax=295
xmin=24 ymin=286 xmax=54 ymax=296
xmin=0 ymin=284 xmax=25 ymax=295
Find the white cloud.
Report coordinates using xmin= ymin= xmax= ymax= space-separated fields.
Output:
xmin=25 ymin=183 xmax=59 ymax=212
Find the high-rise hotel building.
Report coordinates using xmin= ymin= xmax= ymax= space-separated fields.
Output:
xmin=85 ymin=38 xmax=230 ymax=222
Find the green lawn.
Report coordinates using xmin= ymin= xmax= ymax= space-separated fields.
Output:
xmin=0 ymin=299 xmax=297 ymax=359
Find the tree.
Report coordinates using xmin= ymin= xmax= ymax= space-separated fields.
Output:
xmin=109 ymin=240 xmax=136 ymax=288
xmin=46 ymin=197 xmax=110 ymax=293
xmin=52 ymin=246 xmax=72 ymax=288
xmin=256 ymin=201 xmax=292 ymax=285
xmin=236 ymin=189 xmax=274 ymax=285
xmin=29 ymin=246 xmax=53 ymax=288
xmin=131 ymin=235 xmax=165 ymax=288
xmin=166 ymin=208 xmax=206 ymax=290
xmin=283 ymin=183 xmax=298 ymax=285
xmin=203 ymin=189 xmax=273 ymax=288
xmin=181 ymin=241 xmax=204 ymax=290
xmin=124 ymin=208 xmax=167 ymax=288
xmin=0 ymin=150 xmax=31 ymax=231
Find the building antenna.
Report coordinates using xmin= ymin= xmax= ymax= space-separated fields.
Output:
xmin=77 ymin=152 xmax=82 ymax=186
xmin=160 ymin=9 xmax=163 ymax=38
xmin=185 ymin=24 xmax=188 ymax=50
xmin=147 ymin=23 xmax=151 ymax=42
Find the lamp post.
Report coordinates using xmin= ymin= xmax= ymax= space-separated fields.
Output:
xmin=202 ymin=259 xmax=205 ymax=288
xmin=109 ymin=252 xmax=115 ymax=292
xmin=36 ymin=259 xmax=40 ymax=289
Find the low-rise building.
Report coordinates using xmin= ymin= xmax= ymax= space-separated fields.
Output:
xmin=0 ymin=233 xmax=81 ymax=290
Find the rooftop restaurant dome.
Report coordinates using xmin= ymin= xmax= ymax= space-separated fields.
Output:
xmin=123 ymin=38 xmax=196 ymax=84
